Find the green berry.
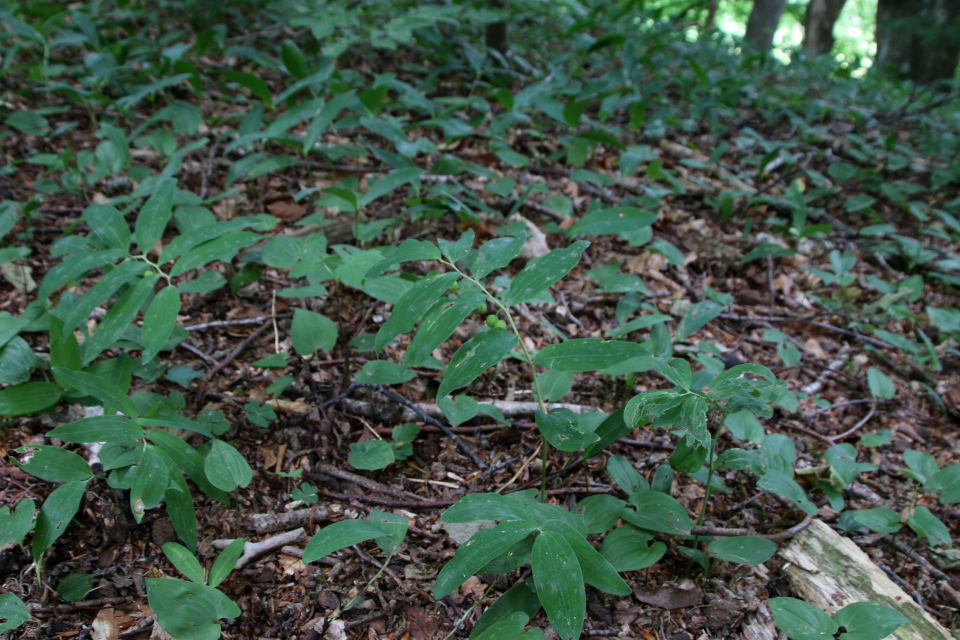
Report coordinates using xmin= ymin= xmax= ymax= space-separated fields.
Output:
xmin=450 ymin=281 xmax=460 ymax=292
xmin=475 ymin=303 xmax=488 ymax=315
xmin=485 ymin=314 xmax=498 ymax=327
xmin=495 ymin=320 xmax=507 ymax=329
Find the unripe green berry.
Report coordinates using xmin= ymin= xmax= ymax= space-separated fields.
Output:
xmin=450 ymin=281 xmax=460 ymax=292
xmin=485 ymin=314 xmax=498 ymax=327
xmin=475 ymin=303 xmax=488 ymax=315
xmin=495 ymin=320 xmax=507 ymax=329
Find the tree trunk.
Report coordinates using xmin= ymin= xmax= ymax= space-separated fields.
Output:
xmin=802 ymin=0 xmax=847 ymax=55
xmin=875 ymin=0 xmax=960 ymax=83
xmin=744 ymin=0 xmax=788 ymax=52
xmin=705 ymin=0 xmax=718 ymax=31
xmin=486 ymin=0 xmax=509 ymax=58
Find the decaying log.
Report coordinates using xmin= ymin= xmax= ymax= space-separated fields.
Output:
xmin=779 ymin=519 xmax=951 ymax=640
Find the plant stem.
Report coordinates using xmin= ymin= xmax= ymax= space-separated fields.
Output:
xmin=440 ymin=582 xmax=496 ymax=640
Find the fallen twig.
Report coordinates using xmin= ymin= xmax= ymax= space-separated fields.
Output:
xmin=312 ymin=462 xmax=428 ymax=502
xmin=249 ymin=505 xmax=329 ymax=534
xmin=212 ymin=527 xmax=306 ymax=569
xmin=690 ymin=515 xmax=813 ymax=542
xmin=205 ymin=320 xmax=271 ymax=379
xmin=827 ymin=397 xmax=878 ymax=443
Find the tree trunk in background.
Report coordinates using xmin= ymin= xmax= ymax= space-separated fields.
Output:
xmin=875 ymin=0 xmax=960 ymax=83
xmin=744 ymin=0 xmax=788 ymax=52
xmin=802 ymin=0 xmax=847 ymax=55
xmin=486 ymin=0 xmax=509 ymax=58
xmin=705 ymin=0 xmax=718 ymax=31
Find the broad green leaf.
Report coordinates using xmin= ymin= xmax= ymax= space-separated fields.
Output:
xmin=769 ymin=597 xmax=838 ymax=640
xmin=302 ymin=519 xmax=389 ymax=563
xmin=203 ymin=440 xmax=252 ymax=492
xmin=826 ymin=443 xmax=877 ymax=487
xmin=34 ymin=480 xmax=87 ymax=562
xmin=537 ymin=370 xmax=573 ymax=402
xmin=437 ymin=328 xmax=518 ymax=399
xmin=849 ymin=508 xmax=902 ymax=534
xmin=708 ymin=536 xmax=778 ymax=565
xmin=532 ymin=530 xmax=585 ymax=640
xmin=600 ymin=525 xmax=665 ymax=571
xmin=162 ymin=542 xmax=206 ymax=584
xmin=908 ymin=505 xmax=951 ymax=547
xmin=15 ymin=445 xmax=92 ymax=483
xmin=209 ymin=539 xmax=245 ymax=587
xmin=38 ymin=249 xmax=126 ymax=300
xmin=0 ymin=593 xmax=30 ymax=633
xmin=433 ymin=522 xmax=537 ymax=599
xmin=713 ymin=448 xmax=766 ymax=475
xmin=403 ymin=291 xmax=486 ymax=366
xmin=368 ymin=239 xmax=440 ymax=276
xmin=928 ymin=306 xmax=960 ymax=334
xmin=83 ymin=274 xmax=160 ymax=364
xmin=142 ymin=285 xmax=181 ymax=363
xmin=261 ymin=236 xmax=303 ymax=269
xmin=131 ymin=445 xmax=169 ymax=521
xmin=281 ymin=40 xmax=308 ymax=78
xmin=6 ymin=109 xmax=48 ymax=135
xmin=441 ymin=493 xmax=533 ymax=524
xmin=606 ymin=455 xmax=647 ymax=494
xmin=84 ymin=204 xmax=131 ymax=252
xmin=348 ymin=440 xmax=395 ymax=470
xmin=376 ymin=271 xmax=460 ymax=352
xmin=369 ymin=508 xmax=408 ymax=554
xmin=535 ymin=408 xmax=598 ymax=451
xmin=471 ymin=581 xmax=541 ymax=639
xmin=583 ymin=408 xmax=629 ymax=459
xmin=866 ymin=368 xmax=895 ymax=399
xmin=541 ymin=521 xmax=630 ymax=596
xmin=676 ymin=300 xmax=725 ymax=340
xmin=220 ymin=69 xmax=272 ymax=107
xmin=473 ymin=610 xmax=543 ymax=640
xmin=534 ymin=339 xmax=647 ymax=372
xmin=623 ymin=492 xmax=693 ymax=535
xmin=501 ymin=241 xmax=589 ymax=306
xmin=146 ymin=578 xmax=240 ymax=640
xmin=758 ymin=471 xmax=818 ymax=515
xmin=438 ymin=229 xmax=474 ymax=263
xmin=833 ymin=602 xmax=908 ymax=640
xmin=60 ymin=261 xmax=148 ymax=340
xmin=471 ymin=235 xmax=527 ymax=279
xmin=135 ymin=178 xmax=176 ymax=254
xmin=160 ymin=219 xmax=263 ymax=264
xmin=578 ymin=494 xmax=626 ymax=534
xmin=669 ymin=437 xmax=709 ymax=474
xmin=0 ymin=500 xmax=35 ymax=548
xmin=52 ymin=367 xmax=137 ymax=417
xmin=0 ymin=337 xmax=39 ymax=386
xmin=170 ymin=232 xmax=260 ymax=276
xmin=439 ymin=395 xmax=480 ymax=427
xmin=57 ymin=573 xmax=94 ymax=601
xmin=290 ymin=308 xmax=337 ymax=355
xmin=361 ymin=168 xmax=425 ymax=207
xmin=567 ymin=206 xmax=657 ymax=237
xmin=146 ymin=429 xmax=230 ymax=505
xmin=353 ymin=360 xmax=416 ymax=385
xmin=165 ymin=468 xmax=198 ymax=552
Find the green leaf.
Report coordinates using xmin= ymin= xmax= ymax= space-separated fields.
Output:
xmin=147 ymin=578 xmax=240 ymax=640
xmin=34 ymin=481 xmax=87 ymax=562
xmin=908 ymin=505 xmax=951 ymax=547
xmin=724 ymin=410 xmax=765 ymax=444
xmin=669 ymin=437 xmax=709 ymax=474
xmin=531 ymin=530 xmax=585 ymax=640
xmin=741 ymin=243 xmax=796 ymax=263
xmin=622 ymin=492 xmax=693 ymax=535
xmin=220 ymin=69 xmax=272 ymax=108
xmin=472 ymin=602 xmax=543 ymax=640
xmin=758 ymin=471 xmax=818 ymax=515
xmin=59 ymin=261 xmax=148 ymax=341
xmin=209 ymin=539 xmax=245 ymax=587
xmin=281 ymin=40 xmax=308 ymax=78
xmin=713 ymin=448 xmax=766 ymax=475
xmin=928 ymin=306 xmax=960 ymax=334
xmin=369 ymin=508 xmax=409 ymax=554
xmin=441 ymin=493 xmax=532 ymax=524
xmin=6 ymin=109 xmax=49 ymax=135
xmin=83 ymin=274 xmax=161 ymax=364
xmin=290 ymin=308 xmax=337 ymax=355
xmin=849 ymin=508 xmax=902 ymax=534
xmin=567 ymin=207 xmax=657 ymax=237
xmin=606 ymin=455 xmax=647 ymax=494
xmin=708 ymin=536 xmax=778 ymax=565
xmin=501 ymin=241 xmax=589 ymax=306
xmin=676 ymin=300 xmax=725 ymax=340
xmin=146 ymin=429 xmax=229 ymax=505
xmin=535 ymin=408 xmax=598 ymax=452
xmin=131 ymin=445 xmax=169 ymax=522
xmin=537 ymin=370 xmax=573 ymax=402
xmin=142 ymin=285 xmax=181 ymax=363
xmin=769 ymin=597 xmax=838 ymax=640
xmin=471 ymin=235 xmax=527 ymax=279
xmin=52 ymin=367 xmax=137 ymax=417
xmin=437 ymin=328 xmax=518 ymax=399
xmin=302 ymin=519 xmax=389 ymax=563
xmin=433 ymin=522 xmax=537 ymax=599
xmin=376 ymin=272 xmax=459 ymax=352
xmin=600 ymin=525 xmax=665 ymax=571
xmin=203 ymin=440 xmax=252 ymax=492
xmin=866 ymin=368 xmax=895 ymax=399
xmin=84 ymin=204 xmax=131 ymax=252
xmin=348 ymin=440 xmax=395 ymax=470
xmin=0 ymin=592 xmax=30 ymax=632
xmin=439 ymin=395 xmax=480 ymax=427
xmin=583 ymin=408 xmax=629 ymax=459
xmin=0 ymin=500 xmax=35 ymax=548
xmin=135 ymin=178 xmax=176 ymax=254
xmin=535 ymin=339 xmax=647 ymax=372
xmin=368 ymin=240 xmax=440 ymax=277
xmin=15 ymin=445 xmax=92 ymax=483
xmin=438 ymin=229 xmax=474 ymax=263
xmin=170 ymin=232 xmax=260 ymax=277
xmin=833 ymin=602 xmax=908 ymax=640
xmin=578 ymin=495 xmax=626 ymax=534
xmin=38 ymin=249 xmax=126 ymax=300
xmin=163 ymin=542 xmax=206 ymax=584
xmin=361 ymin=168 xmax=425 ymax=207
xmin=541 ymin=521 xmax=630 ymax=596
xmin=403 ymin=291 xmax=486 ymax=367
xmin=353 ymin=360 xmax=416 ymax=385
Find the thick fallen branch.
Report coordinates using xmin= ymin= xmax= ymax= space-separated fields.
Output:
xmin=212 ymin=527 xmax=305 ymax=569
xmin=249 ymin=506 xmax=329 ymax=535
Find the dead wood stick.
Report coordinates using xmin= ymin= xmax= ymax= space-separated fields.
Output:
xmin=185 ymin=316 xmax=270 ymax=331
xmin=205 ymin=320 xmax=271 ymax=378
xmin=827 ymin=397 xmax=878 ymax=442
xmin=318 ymin=490 xmax=455 ymax=509
xmin=28 ymin=596 xmax=131 ymax=612
xmin=212 ymin=527 xmax=306 ymax=569
xmin=375 ymin=386 xmax=488 ymax=469
xmin=249 ymin=505 xmax=329 ymax=534
xmin=721 ymin=313 xmax=897 ymax=351
xmin=312 ymin=462 xmax=428 ymax=502
xmin=690 ymin=515 xmax=812 ymax=542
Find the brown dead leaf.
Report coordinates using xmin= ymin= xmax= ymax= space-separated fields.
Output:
xmin=266 ymin=201 xmax=306 ymax=221
xmin=92 ymin=608 xmax=118 ymax=640
xmin=406 ymin=605 xmax=440 ymax=640
xmin=261 ymin=447 xmax=278 ymax=470
xmin=459 ymin=575 xmax=485 ymax=600
xmin=279 ymin=554 xmax=305 ymax=576
xmin=804 ymin=338 xmax=827 ymax=359
xmin=634 ymin=584 xmax=703 ymax=610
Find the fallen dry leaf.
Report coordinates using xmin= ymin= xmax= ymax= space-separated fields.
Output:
xmin=634 ymin=584 xmax=703 ymax=610
xmin=267 ymin=200 xmax=306 ymax=221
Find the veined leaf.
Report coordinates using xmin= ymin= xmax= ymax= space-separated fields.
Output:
xmin=535 ymin=339 xmax=648 ymax=372
xmin=437 ymin=328 xmax=518 ymax=399
xmin=377 ymin=272 xmax=460 ymax=352
xmin=532 ymin=530 xmax=585 ymax=640
xmin=501 ymin=241 xmax=589 ymax=306
xmin=135 ymin=178 xmax=176 ymax=254
xmin=52 ymin=367 xmax=137 ymax=417
xmin=433 ymin=521 xmax=537 ymax=599
xmin=142 ymin=285 xmax=181 ymax=363
xmin=302 ymin=519 xmax=389 ymax=563
xmin=403 ymin=291 xmax=486 ymax=367
xmin=83 ymin=274 xmax=160 ymax=364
